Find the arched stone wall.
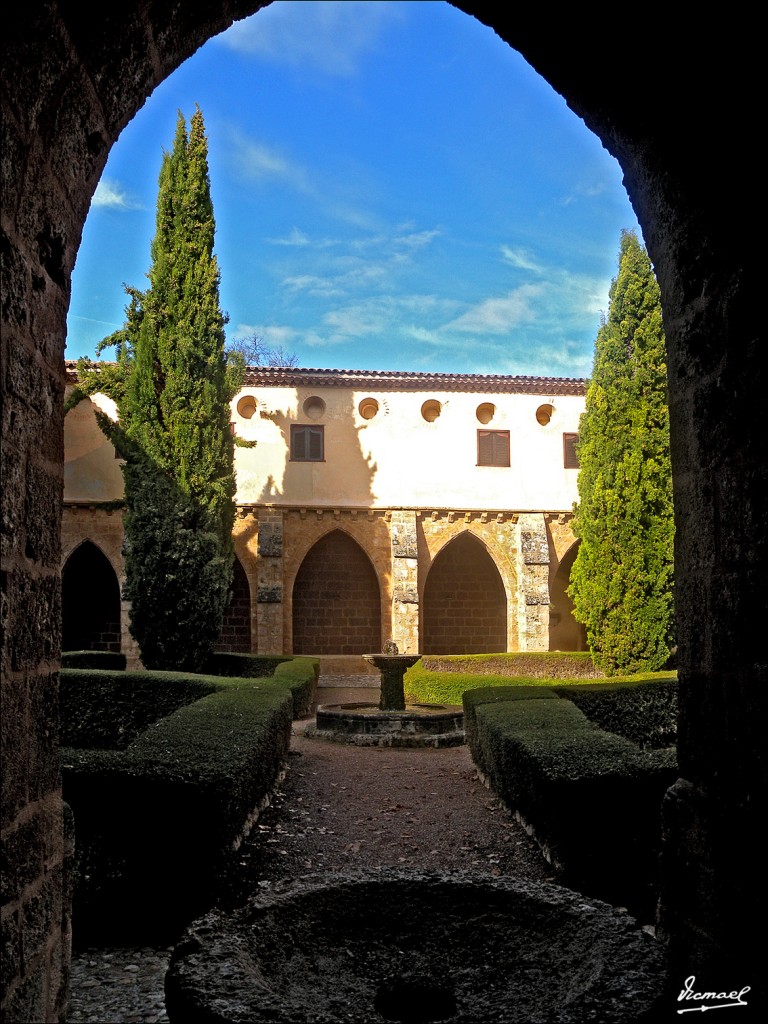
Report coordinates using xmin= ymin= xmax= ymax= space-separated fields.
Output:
xmin=282 ymin=512 xmax=392 ymax=654
xmin=215 ymin=556 xmax=251 ymax=654
xmin=2 ymin=5 xmax=763 ymax=1019
xmin=548 ymin=541 xmax=587 ymax=652
xmin=61 ymin=541 xmax=121 ymax=652
xmin=418 ymin=515 xmax=520 ymax=649
xmin=291 ymin=530 xmax=382 ymax=656
xmin=422 ymin=533 xmax=507 ymax=654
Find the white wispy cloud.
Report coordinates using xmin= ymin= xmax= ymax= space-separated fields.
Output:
xmin=557 ymin=180 xmax=611 ymax=207
xmin=445 ymin=284 xmax=544 ymax=334
xmin=500 ymin=245 xmax=543 ymax=272
xmin=219 ymin=1 xmax=402 ymax=77
xmin=92 ymin=179 xmax=142 ymax=211
xmin=282 ymin=273 xmax=346 ymax=298
xmin=270 ymin=227 xmax=312 ymax=247
xmin=272 ymin=224 xmax=441 ymax=300
xmin=229 ymin=132 xmax=311 ymax=191
xmin=226 ymin=129 xmax=379 ymax=229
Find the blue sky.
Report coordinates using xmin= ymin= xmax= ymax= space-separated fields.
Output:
xmin=66 ymin=0 xmax=639 ymax=379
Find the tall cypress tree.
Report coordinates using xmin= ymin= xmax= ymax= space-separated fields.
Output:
xmin=71 ymin=108 xmax=242 ymax=669
xmin=568 ymin=230 xmax=675 ymax=674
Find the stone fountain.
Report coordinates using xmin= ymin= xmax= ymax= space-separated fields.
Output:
xmin=307 ymin=642 xmax=464 ymax=747
xmin=165 ymin=869 xmax=668 ymax=1023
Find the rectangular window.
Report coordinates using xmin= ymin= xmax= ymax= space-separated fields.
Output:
xmin=563 ymin=432 xmax=580 ymax=468
xmin=290 ymin=424 xmax=324 ymax=462
xmin=477 ymin=429 xmax=510 ymax=467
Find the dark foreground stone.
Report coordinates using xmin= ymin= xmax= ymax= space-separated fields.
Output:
xmin=165 ymin=869 xmax=667 ymax=1023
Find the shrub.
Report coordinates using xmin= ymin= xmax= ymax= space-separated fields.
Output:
xmin=61 ymin=650 xmax=127 ymax=670
xmin=201 ymin=651 xmax=292 ymax=678
xmin=554 ymin=675 xmax=677 ymax=748
xmin=405 ymin=658 xmax=605 ymax=708
xmin=200 ymin=653 xmax=318 ymax=718
xmin=418 ymin=651 xmax=601 ymax=678
xmin=60 ymin=667 xmax=299 ymax=944
xmin=465 ymin=690 xmax=678 ymax=919
xmin=60 ymin=669 xmax=217 ymax=749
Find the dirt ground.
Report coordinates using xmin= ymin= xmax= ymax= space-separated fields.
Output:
xmin=224 ymin=717 xmax=554 ymax=905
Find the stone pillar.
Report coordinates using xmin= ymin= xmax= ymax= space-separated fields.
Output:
xmin=518 ymin=514 xmax=550 ymax=651
xmin=390 ymin=511 xmax=419 ymax=654
xmin=256 ymin=511 xmax=284 ymax=654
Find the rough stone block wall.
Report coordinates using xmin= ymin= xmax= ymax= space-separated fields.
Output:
xmin=214 ymin=557 xmax=252 ymax=653
xmin=283 ymin=510 xmax=392 ymax=654
xmin=422 ymin=532 xmax=507 ymax=654
xmin=518 ymin=513 xmax=550 ymax=652
xmin=292 ymin=530 xmax=382 ymax=655
xmin=391 ymin=510 xmax=419 ymax=653
xmin=418 ymin=514 xmax=520 ymax=651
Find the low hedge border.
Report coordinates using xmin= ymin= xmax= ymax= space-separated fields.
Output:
xmin=62 ymin=650 xmax=127 ymax=670
xmin=201 ymin=652 xmax=318 ymax=719
xmin=405 ymin=663 xmax=604 ymax=707
xmin=60 ymin=663 xmax=311 ymax=945
xmin=418 ymin=651 xmax=601 ymax=678
xmin=201 ymin=651 xmax=292 ymax=678
xmin=553 ymin=675 xmax=677 ymax=749
xmin=464 ymin=684 xmax=678 ymax=920
xmin=272 ymin=656 xmax=320 ymax=718
xmin=60 ymin=669 xmax=219 ymax=749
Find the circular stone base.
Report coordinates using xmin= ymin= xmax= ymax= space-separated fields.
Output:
xmin=306 ymin=702 xmax=465 ymax=747
xmin=165 ymin=870 xmax=668 ymax=1023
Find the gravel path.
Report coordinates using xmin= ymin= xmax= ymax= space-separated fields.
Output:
xmin=67 ymin=685 xmax=552 ymax=1023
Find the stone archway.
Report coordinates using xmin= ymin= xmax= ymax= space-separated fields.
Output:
xmin=423 ymin=533 xmax=507 ymax=655
xmin=2 ymin=6 xmax=763 ymax=1020
xmin=548 ymin=543 xmax=587 ymax=652
xmin=292 ymin=530 xmax=381 ymax=655
xmin=215 ymin=557 xmax=252 ymax=653
xmin=61 ymin=541 xmax=121 ymax=653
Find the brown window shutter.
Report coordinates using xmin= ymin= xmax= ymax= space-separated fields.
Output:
xmin=291 ymin=426 xmax=305 ymax=460
xmin=478 ymin=430 xmax=510 ymax=467
xmin=290 ymin=424 xmax=324 ymax=461
xmin=563 ymin=432 xmax=580 ymax=468
xmin=308 ymin=427 xmax=323 ymax=461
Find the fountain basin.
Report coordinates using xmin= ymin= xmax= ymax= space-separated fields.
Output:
xmin=165 ymin=870 xmax=667 ymax=1023
xmin=308 ymin=702 xmax=465 ymax=747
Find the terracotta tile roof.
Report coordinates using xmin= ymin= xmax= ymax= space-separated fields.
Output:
xmin=240 ymin=366 xmax=587 ymax=395
xmin=65 ymin=361 xmax=586 ymax=395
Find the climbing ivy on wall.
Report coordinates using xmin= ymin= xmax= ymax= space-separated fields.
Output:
xmin=568 ymin=230 xmax=675 ymax=675
xmin=70 ymin=108 xmax=245 ymax=670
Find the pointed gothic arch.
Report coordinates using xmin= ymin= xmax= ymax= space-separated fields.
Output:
xmin=215 ymin=556 xmax=252 ymax=653
xmin=422 ymin=532 xmax=507 ymax=654
xmin=62 ymin=541 xmax=121 ymax=653
xmin=292 ymin=530 xmax=381 ymax=655
xmin=549 ymin=542 xmax=587 ymax=651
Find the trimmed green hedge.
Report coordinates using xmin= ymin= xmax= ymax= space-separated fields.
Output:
xmin=272 ymin=656 xmax=319 ymax=718
xmin=418 ymin=651 xmax=601 ymax=677
xmin=554 ymin=675 xmax=677 ymax=748
xmin=405 ymin=663 xmax=603 ymax=707
xmin=464 ymin=685 xmax=678 ymax=919
xmin=201 ymin=651 xmax=292 ymax=678
xmin=60 ymin=669 xmax=218 ymax=749
xmin=201 ymin=652 xmax=318 ymax=718
xmin=62 ymin=650 xmax=127 ymax=670
xmin=60 ymin=663 xmax=314 ymax=945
